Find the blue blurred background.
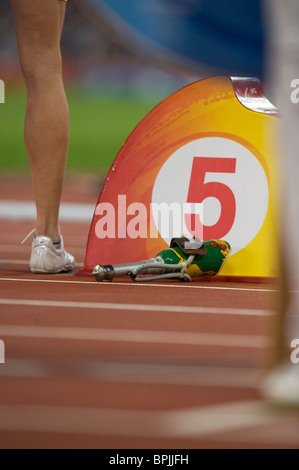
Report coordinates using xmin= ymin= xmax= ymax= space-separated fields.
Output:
xmin=0 ymin=0 xmax=266 ymax=174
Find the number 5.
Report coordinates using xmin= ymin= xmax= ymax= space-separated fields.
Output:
xmin=186 ymin=156 xmax=236 ymax=239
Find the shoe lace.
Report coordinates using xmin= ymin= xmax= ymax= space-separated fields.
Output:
xmin=21 ymin=228 xmax=36 ymax=245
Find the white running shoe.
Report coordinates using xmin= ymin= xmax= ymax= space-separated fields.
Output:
xmin=30 ymin=235 xmax=75 ymax=274
xmin=260 ymin=361 xmax=299 ymax=407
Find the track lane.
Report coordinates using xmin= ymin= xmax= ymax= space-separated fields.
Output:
xmin=0 ymin=183 xmax=298 ymax=449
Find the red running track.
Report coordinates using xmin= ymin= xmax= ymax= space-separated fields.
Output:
xmin=0 ymin=175 xmax=298 ymax=450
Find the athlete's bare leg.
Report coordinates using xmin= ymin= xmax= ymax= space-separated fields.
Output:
xmin=10 ymin=0 xmax=69 ymax=243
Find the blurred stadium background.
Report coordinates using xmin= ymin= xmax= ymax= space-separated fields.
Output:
xmin=0 ymin=0 xmax=265 ymax=177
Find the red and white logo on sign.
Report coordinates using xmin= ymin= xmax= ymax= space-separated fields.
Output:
xmin=151 ymin=136 xmax=269 ymax=254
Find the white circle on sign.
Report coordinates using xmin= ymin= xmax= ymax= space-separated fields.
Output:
xmin=151 ymin=136 xmax=269 ymax=254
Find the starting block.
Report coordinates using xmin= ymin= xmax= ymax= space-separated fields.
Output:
xmin=78 ymin=76 xmax=281 ymax=280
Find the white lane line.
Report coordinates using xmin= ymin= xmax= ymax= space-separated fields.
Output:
xmin=0 ymin=359 xmax=263 ymax=389
xmin=0 ymin=260 xmax=84 ymax=267
xmin=0 ymin=324 xmax=272 ymax=348
xmin=0 ymin=200 xmax=95 ymax=222
xmin=0 ymin=401 xmax=283 ymax=439
xmin=220 ymin=419 xmax=299 ymax=446
xmin=0 ymin=276 xmax=279 ymax=292
xmin=0 ymin=298 xmax=272 ymax=316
